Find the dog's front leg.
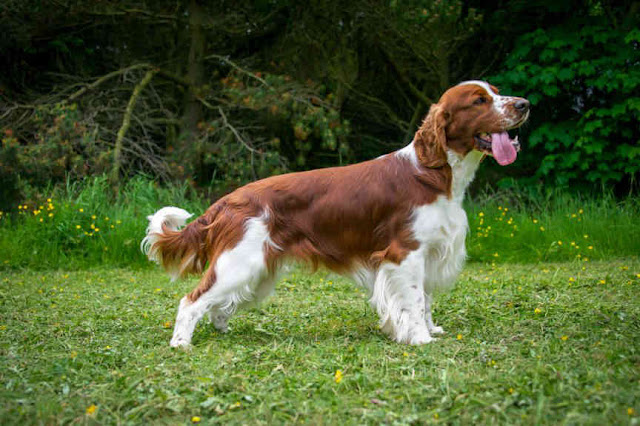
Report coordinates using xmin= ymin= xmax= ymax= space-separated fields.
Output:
xmin=371 ymin=251 xmax=434 ymax=345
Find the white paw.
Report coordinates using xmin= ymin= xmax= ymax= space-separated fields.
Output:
xmin=429 ymin=325 xmax=445 ymax=335
xmin=169 ymin=336 xmax=191 ymax=348
xmin=406 ymin=329 xmax=435 ymax=345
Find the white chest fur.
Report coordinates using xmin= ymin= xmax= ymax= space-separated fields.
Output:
xmin=410 ymin=150 xmax=483 ymax=292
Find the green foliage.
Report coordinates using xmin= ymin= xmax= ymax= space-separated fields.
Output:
xmin=493 ymin=21 xmax=640 ymax=188
xmin=466 ymin=189 xmax=640 ymax=263
xmin=1 ymin=260 xmax=639 ymax=423
xmin=1 ymin=177 xmax=638 ymax=270
xmin=0 ymin=176 xmax=208 ymax=270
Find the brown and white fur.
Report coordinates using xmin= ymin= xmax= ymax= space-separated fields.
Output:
xmin=142 ymin=81 xmax=530 ymax=347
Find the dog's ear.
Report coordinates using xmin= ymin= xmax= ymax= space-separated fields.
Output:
xmin=414 ymin=104 xmax=449 ymax=168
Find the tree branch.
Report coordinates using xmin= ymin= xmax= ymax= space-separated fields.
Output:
xmin=111 ymin=69 xmax=158 ymax=186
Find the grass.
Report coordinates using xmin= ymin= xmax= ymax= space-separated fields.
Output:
xmin=1 ymin=177 xmax=639 ymax=270
xmin=0 ymin=176 xmax=209 ymax=270
xmin=1 ymin=259 xmax=639 ymax=424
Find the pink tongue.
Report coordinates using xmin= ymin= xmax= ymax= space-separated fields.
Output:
xmin=491 ymin=132 xmax=517 ymax=166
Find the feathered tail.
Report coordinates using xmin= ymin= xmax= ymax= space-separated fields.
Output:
xmin=141 ymin=206 xmax=208 ymax=280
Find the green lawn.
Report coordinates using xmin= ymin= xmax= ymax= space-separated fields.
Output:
xmin=1 ymin=259 xmax=639 ymax=424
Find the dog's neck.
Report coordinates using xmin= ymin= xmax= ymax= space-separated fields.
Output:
xmin=447 ymin=150 xmax=483 ymax=204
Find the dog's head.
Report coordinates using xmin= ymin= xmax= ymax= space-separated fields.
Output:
xmin=415 ymin=81 xmax=530 ymax=167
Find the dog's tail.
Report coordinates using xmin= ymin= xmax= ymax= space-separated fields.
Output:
xmin=141 ymin=206 xmax=209 ymax=280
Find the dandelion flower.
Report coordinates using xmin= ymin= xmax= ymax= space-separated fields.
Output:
xmin=334 ymin=369 xmax=343 ymax=383
xmin=599 ymin=280 xmax=605 ymax=284
xmin=557 ymin=241 xmax=563 ymax=246
xmin=191 ymin=416 xmax=201 ymax=423
xmin=561 ymin=335 xmax=568 ymax=341
xmin=76 ymin=225 xmax=81 ymax=229
xmin=628 ymin=408 xmax=635 ymax=416
xmin=478 ymin=212 xmax=484 ymax=217
xmin=540 ymin=226 xmax=545 ymax=231
xmin=79 ymin=208 xmax=84 ymax=212
xmin=534 ymin=308 xmax=542 ymax=314
xmin=508 ymin=388 xmax=514 ymax=394
xmin=457 ymin=334 xmax=462 ymax=340
xmin=86 ymin=404 xmax=97 ymax=415
xmin=91 ymin=215 xmax=96 ymax=220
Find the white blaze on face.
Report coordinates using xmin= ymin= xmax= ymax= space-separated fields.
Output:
xmin=457 ymin=80 xmax=517 ymax=126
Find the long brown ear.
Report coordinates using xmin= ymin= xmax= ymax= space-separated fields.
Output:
xmin=414 ymin=104 xmax=449 ymax=168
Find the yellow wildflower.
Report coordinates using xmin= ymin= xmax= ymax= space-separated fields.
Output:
xmin=478 ymin=212 xmax=484 ymax=217
xmin=402 ymin=351 xmax=409 ymax=357
xmin=192 ymin=416 xmax=201 ymax=423
xmin=86 ymin=404 xmax=97 ymax=415
xmin=508 ymin=388 xmax=514 ymax=394
xmin=76 ymin=225 xmax=81 ymax=229
xmin=579 ymin=209 xmax=584 ymax=214
xmin=47 ymin=198 xmax=52 ymax=203
xmin=539 ymin=226 xmax=545 ymax=231
xmin=599 ymin=280 xmax=605 ymax=284
xmin=79 ymin=208 xmax=83 ymax=212
xmin=534 ymin=308 xmax=542 ymax=314
xmin=91 ymin=215 xmax=96 ymax=219
xmin=557 ymin=241 xmax=563 ymax=246
xmin=457 ymin=334 xmax=462 ymax=340
xmin=588 ymin=246 xmax=593 ymax=250
xmin=334 ymin=369 xmax=343 ymax=383
xmin=561 ymin=335 xmax=568 ymax=341
xmin=569 ymin=277 xmax=575 ymax=282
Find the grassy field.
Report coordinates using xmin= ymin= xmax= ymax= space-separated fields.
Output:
xmin=1 ymin=177 xmax=639 ymax=269
xmin=1 ymin=259 xmax=639 ymax=424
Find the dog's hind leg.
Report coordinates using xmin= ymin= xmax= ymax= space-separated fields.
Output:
xmin=170 ymin=216 xmax=277 ymax=347
xmin=206 ymin=271 xmax=279 ymax=331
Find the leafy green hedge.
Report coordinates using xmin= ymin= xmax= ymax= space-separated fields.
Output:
xmin=493 ymin=24 xmax=640 ymax=188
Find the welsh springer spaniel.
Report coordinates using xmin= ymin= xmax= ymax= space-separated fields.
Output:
xmin=142 ymin=80 xmax=530 ymax=347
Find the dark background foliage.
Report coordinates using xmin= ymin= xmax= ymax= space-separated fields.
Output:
xmin=1 ymin=0 xmax=638 ymax=210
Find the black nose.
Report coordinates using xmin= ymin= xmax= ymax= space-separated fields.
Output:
xmin=514 ymin=99 xmax=530 ymax=111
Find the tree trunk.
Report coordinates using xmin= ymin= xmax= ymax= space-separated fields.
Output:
xmin=180 ymin=0 xmax=206 ymax=179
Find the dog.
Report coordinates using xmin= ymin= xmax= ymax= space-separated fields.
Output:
xmin=142 ymin=80 xmax=529 ymax=346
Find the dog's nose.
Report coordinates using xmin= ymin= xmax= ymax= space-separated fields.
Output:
xmin=514 ymin=99 xmax=530 ymax=111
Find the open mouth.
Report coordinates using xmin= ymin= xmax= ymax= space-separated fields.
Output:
xmin=474 ymin=129 xmax=521 ymax=166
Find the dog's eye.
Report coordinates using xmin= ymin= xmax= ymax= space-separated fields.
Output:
xmin=473 ymin=97 xmax=487 ymax=105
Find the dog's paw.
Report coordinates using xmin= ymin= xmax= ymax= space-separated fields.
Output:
xmin=406 ymin=329 xmax=435 ymax=345
xmin=429 ymin=325 xmax=445 ymax=335
xmin=169 ymin=336 xmax=192 ymax=348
